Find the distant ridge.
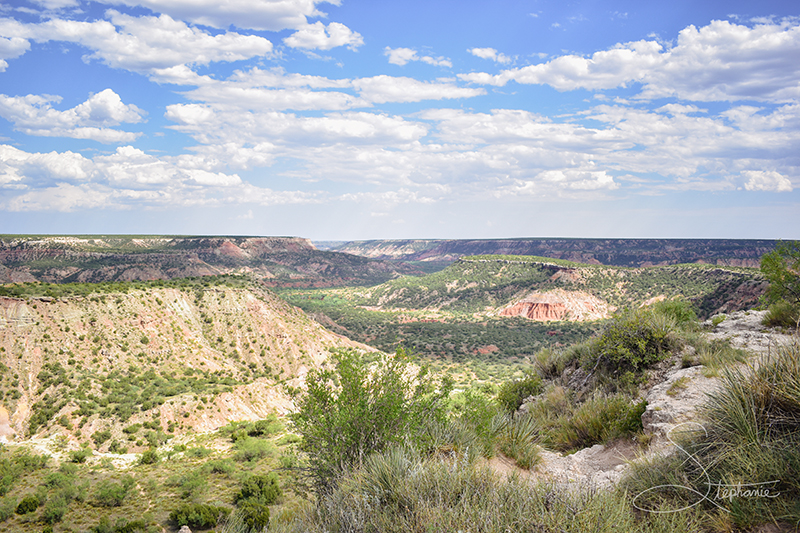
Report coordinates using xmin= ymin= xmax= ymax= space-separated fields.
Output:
xmin=317 ymin=238 xmax=777 ymax=268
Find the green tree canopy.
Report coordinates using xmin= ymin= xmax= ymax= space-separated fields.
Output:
xmin=761 ymin=240 xmax=800 ymax=306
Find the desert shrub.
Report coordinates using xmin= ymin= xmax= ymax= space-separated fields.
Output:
xmin=92 ymin=476 xmax=134 ymax=507
xmin=236 ymin=500 xmax=270 ymax=531
xmin=166 ymin=470 xmax=208 ymax=500
xmin=204 ymin=459 xmax=235 ymax=475
xmin=287 ymin=445 xmax=700 ymax=533
xmin=39 ymin=495 xmax=67 ymax=524
xmin=15 ymin=494 xmax=39 ymax=514
xmin=449 ymin=389 xmax=502 ymax=457
xmin=588 ymin=310 xmax=674 ymax=375
xmin=551 ymin=393 xmax=645 ymax=451
xmin=69 ymin=448 xmax=92 ymax=463
xmin=184 ymin=446 xmax=212 ymax=458
xmin=92 ymin=430 xmax=112 ymax=447
xmin=139 ymin=448 xmax=159 ymax=465
xmin=289 ymin=348 xmax=451 ymax=494
xmin=763 ymin=300 xmax=799 ymax=329
xmin=234 ymin=473 xmax=281 ymax=506
xmin=90 ymin=517 xmax=149 ymax=533
xmin=651 ymin=298 xmax=697 ymax=327
xmin=233 ymin=437 xmax=275 ymax=463
xmin=0 ymin=497 xmax=14 ymax=521
xmin=533 ymin=347 xmax=577 ymax=378
xmin=169 ymin=503 xmax=230 ymax=529
xmin=496 ymin=371 xmax=543 ymax=413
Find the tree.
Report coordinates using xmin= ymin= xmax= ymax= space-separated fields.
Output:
xmin=288 ymin=348 xmax=451 ymax=494
xmin=760 ymin=241 xmax=800 ymax=328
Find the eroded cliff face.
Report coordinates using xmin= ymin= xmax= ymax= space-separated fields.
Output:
xmin=0 ymin=236 xmax=416 ymax=287
xmin=497 ymin=289 xmax=613 ymax=322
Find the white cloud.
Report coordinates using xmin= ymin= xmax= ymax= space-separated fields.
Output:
xmin=284 ymin=21 xmax=363 ymax=51
xmin=468 ymin=47 xmax=511 ymax=64
xmin=0 ymin=89 xmax=145 ymax=143
xmin=0 ymin=35 xmax=29 ymax=71
xmin=742 ymin=170 xmax=793 ymax=192
xmin=459 ymin=19 xmax=800 ymax=103
xmin=27 ymin=0 xmax=80 ymax=9
xmin=0 ymin=11 xmax=273 ymax=75
xmin=384 ymin=47 xmax=452 ymax=67
xmin=105 ymin=0 xmax=329 ymax=32
xmin=0 ymin=144 xmax=316 ymax=211
xmin=352 ymin=75 xmax=483 ymax=104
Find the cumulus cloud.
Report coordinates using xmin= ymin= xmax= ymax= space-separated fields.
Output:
xmin=0 ymin=35 xmax=29 ymax=71
xmin=168 ymin=68 xmax=483 ymax=114
xmin=0 ymin=11 xmax=273 ymax=75
xmin=284 ymin=21 xmax=363 ymax=51
xmin=384 ymin=47 xmax=452 ymax=67
xmin=0 ymin=89 xmax=145 ymax=143
xmin=742 ymin=170 xmax=793 ymax=192
xmin=459 ymin=19 xmax=800 ymax=103
xmin=106 ymin=0 xmax=328 ymax=32
xmin=0 ymin=143 xmax=316 ymax=211
xmin=468 ymin=47 xmax=511 ymax=64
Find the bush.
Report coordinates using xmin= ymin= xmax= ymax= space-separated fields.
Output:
xmin=139 ymin=448 xmax=159 ymax=465
xmin=169 ymin=503 xmax=230 ymax=529
xmin=589 ymin=310 xmax=674 ymax=374
xmin=763 ymin=300 xmax=799 ymax=329
xmin=496 ymin=371 xmax=543 ymax=413
xmin=15 ymin=494 xmax=39 ymax=515
xmin=40 ymin=495 xmax=67 ymax=524
xmin=234 ymin=473 xmax=281 ymax=506
xmin=651 ymin=298 xmax=697 ymax=326
xmin=237 ymin=500 xmax=270 ymax=531
xmin=289 ymin=348 xmax=451 ymax=494
xmin=92 ymin=476 xmax=134 ymax=507
xmin=233 ymin=437 xmax=275 ymax=463
xmin=92 ymin=430 xmax=112 ymax=447
xmin=69 ymin=448 xmax=92 ymax=464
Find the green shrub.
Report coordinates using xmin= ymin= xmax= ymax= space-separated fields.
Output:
xmin=204 ymin=459 xmax=235 ymax=475
xmin=236 ymin=499 xmax=270 ymax=531
xmin=69 ymin=448 xmax=92 ymax=463
xmin=90 ymin=516 xmax=149 ymax=533
xmin=92 ymin=476 xmax=134 ymax=507
xmin=15 ymin=494 xmax=39 ymax=515
xmin=233 ymin=437 xmax=275 ymax=463
xmin=289 ymin=348 xmax=452 ymax=494
xmin=496 ymin=371 xmax=543 ymax=413
xmin=589 ymin=310 xmax=674 ymax=374
xmin=139 ymin=448 xmax=159 ymax=465
xmin=651 ymin=298 xmax=697 ymax=326
xmin=552 ymin=394 xmax=646 ymax=451
xmin=762 ymin=300 xmax=799 ymax=329
xmin=39 ymin=495 xmax=67 ymax=524
xmin=92 ymin=430 xmax=112 ymax=447
xmin=169 ymin=503 xmax=230 ymax=529
xmin=234 ymin=473 xmax=281 ymax=506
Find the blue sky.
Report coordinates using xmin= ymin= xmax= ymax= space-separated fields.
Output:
xmin=0 ymin=0 xmax=798 ymax=240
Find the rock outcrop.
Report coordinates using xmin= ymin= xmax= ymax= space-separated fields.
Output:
xmin=497 ymin=289 xmax=612 ymax=322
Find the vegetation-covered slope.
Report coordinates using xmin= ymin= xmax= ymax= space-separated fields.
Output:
xmin=0 ymin=235 xmax=419 ymax=287
xmin=320 ymin=238 xmax=777 ymax=268
xmin=0 ymin=275 xmax=367 ymax=447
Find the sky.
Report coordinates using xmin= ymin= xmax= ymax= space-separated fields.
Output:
xmin=0 ymin=0 xmax=798 ymax=240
